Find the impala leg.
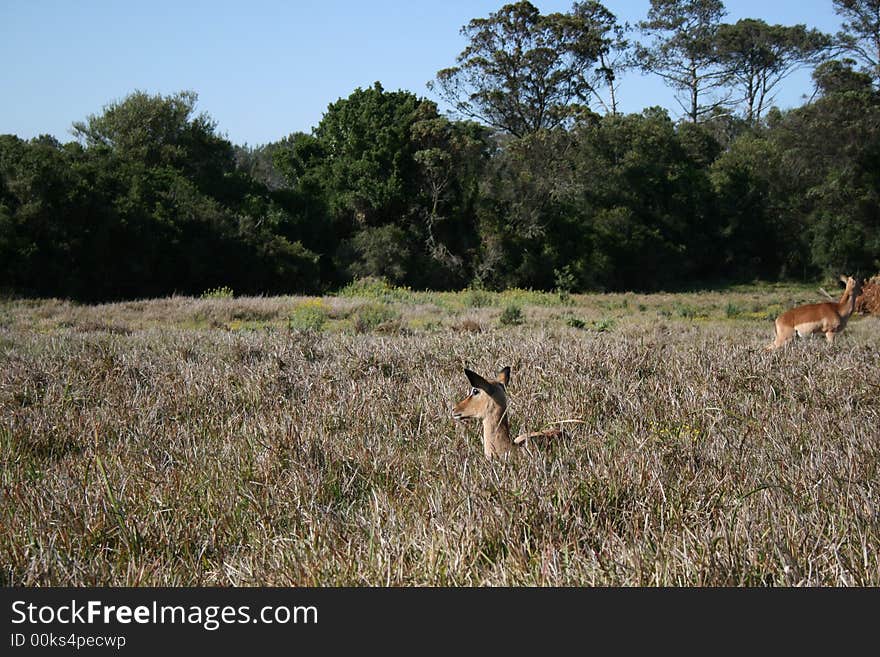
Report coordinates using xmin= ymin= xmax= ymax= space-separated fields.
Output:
xmin=767 ymin=320 xmax=793 ymax=351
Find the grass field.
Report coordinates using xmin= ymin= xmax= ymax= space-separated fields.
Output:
xmin=2 ymin=281 xmax=878 ymax=585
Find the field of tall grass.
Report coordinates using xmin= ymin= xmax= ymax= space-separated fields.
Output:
xmin=2 ymin=280 xmax=878 ymax=585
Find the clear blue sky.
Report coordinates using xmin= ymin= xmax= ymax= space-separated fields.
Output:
xmin=1 ymin=0 xmax=847 ymax=146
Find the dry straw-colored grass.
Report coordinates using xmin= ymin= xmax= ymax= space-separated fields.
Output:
xmin=1 ymin=286 xmax=878 ymax=586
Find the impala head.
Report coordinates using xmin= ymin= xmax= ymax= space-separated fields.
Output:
xmin=451 ymin=366 xmax=510 ymax=422
xmin=839 ymin=275 xmax=861 ymax=296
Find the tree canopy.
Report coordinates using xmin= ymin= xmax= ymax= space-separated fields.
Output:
xmin=833 ymin=0 xmax=880 ymax=83
xmin=2 ymin=1 xmax=877 ymax=301
xmin=635 ymin=0 xmax=729 ymax=123
xmin=716 ymin=19 xmax=831 ymax=123
xmin=430 ymin=1 xmax=626 ymax=136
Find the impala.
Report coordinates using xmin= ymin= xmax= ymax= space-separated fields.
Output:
xmin=451 ymin=366 xmax=562 ymax=459
xmin=766 ymin=275 xmax=861 ymax=351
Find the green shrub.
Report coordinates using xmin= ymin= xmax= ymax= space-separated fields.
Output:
xmin=553 ymin=265 xmax=576 ymax=304
xmin=675 ymin=303 xmax=696 ymax=319
xmin=591 ymin=318 xmax=615 ymax=332
xmin=499 ymin=304 xmax=523 ymax=326
xmin=201 ymin=286 xmax=234 ymax=299
xmin=288 ymin=299 xmax=328 ymax=331
xmin=465 ymin=287 xmax=494 ymax=308
xmin=337 ymin=276 xmax=418 ymax=304
xmin=352 ymin=303 xmax=399 ymax=332
xmin=500 ymin=288 xmax=563 ymax=307
xmin=338 ymin=277 xmax=395 ymax=300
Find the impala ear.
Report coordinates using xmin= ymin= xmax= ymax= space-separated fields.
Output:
xmin=464 ymin=368 xmax=491 ymax=392
xmin=496 ymin=366 xmax=510 ymax=386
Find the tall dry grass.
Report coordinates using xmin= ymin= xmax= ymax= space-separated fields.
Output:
xmin=1 ymin=287 xmax=878 ymax=585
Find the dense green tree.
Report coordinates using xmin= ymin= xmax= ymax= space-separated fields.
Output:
xmin=812 ymin=58 xmax=875 ymax=94
xmin=710 ymin=133 xmax=801 ymax=278
xmin=0 ymin=91 xmax=322 ymax=300
xmin=473 ymin=128 xmax=577 ymax=289
xmin=565 ymin=108 xmax=720 ymax=289
xmin=234 ymin=141 xmax=291 ymax=191
xmin=475 ymin=109 xmax=720 ymax=292
xmin=275 ymin=84 xmax=488 ymax=289
xmin=273 ymin=85 xmax=425 ymax=250
xmin=769 ymin=66 xmax=880 ymax=276
xmin=635 ymin=0 xmax=729 ymax=123
xmin=275 ymin=84 xmax=422 ymax=285
xmin=410 ymin=112 xmax=489 ymax=285
xmin=72 ymin=90 xmax=235 ymax=196
xmin=0 ymin=135 xmax=92 ymax=297
xmin=833 ymin=0 xmax=880 ymax=84
xmin=431 ymin=1 xmax=626 ymax=136
xmin=571 ymin=0 xmax=632 ymax=115
xmin=6 ymin=6 xmax=880 ymax=302
xmin=716 ymin=19 xmax=831 ymax=123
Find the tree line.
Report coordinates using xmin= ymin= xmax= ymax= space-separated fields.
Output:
xmin=1 ymin=0 xmax=879 ymax=301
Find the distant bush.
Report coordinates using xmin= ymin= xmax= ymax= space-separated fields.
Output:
xmin=201 ymin=286 xmax=234 ymax=299
xmin=501 ymin=288 xmax=565 ymax=307
xmin=288 ymin=299 xmax=328 ymax=331
xmin=553 ymin=265 xmax=576 ymax=304
xmin=675 ymin=303 xmax=697 ymax=319
xmin=499 ymin=304 xmax=523 ymax=326
xmin=591 ymin=318 xmax=615 ymax=332
xmin=465 ymin=287 xmax=494 ymax=308
xmin=352 ymin=303 xmax=399 ymax=332
xmin=337 ymin=277 xmax=418 ymax=304
xmin=338 ymin=277 xmax=394 ymax=299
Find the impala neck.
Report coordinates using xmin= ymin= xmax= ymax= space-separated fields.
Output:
xmin=482 ymin=407 xmax=513 ymax=458
xmin=838 ymin=286 xmax=856 ymax=319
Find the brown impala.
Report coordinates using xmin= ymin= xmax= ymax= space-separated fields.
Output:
xmin=766 ymin=275 xmax=862 ymax=351
xmin=451 ymin=366 xmax=563 ymax=459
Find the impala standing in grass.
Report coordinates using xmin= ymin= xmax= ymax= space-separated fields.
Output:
xmin=766 ymin=275 xmax=862 ymax=351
